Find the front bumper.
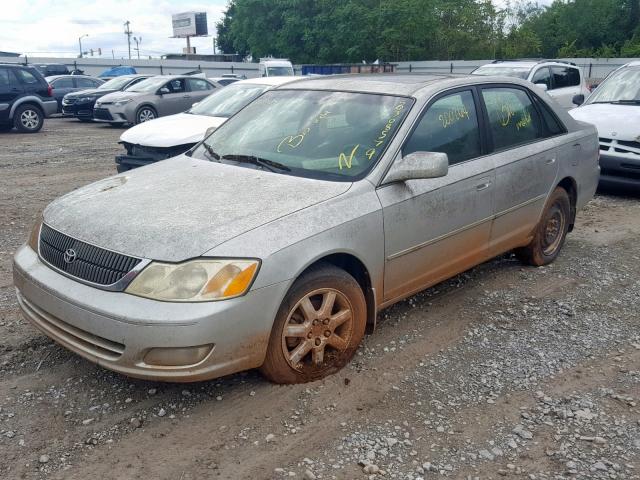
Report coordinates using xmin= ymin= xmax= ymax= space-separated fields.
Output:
xmin=93 ymin=104 xmax=131 ymax=124
xmin=599 ymin=152 xmax=640 ymax=190
xmin=62 ymin=100 xmax=96 ymax=119
xmin=13 ymin=245 xmax=290 ymax=382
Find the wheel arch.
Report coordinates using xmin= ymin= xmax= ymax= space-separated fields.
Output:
xmin=9 ymin=97 xmax=44 ymax=118
xmin=293 ymin=251 xmax=377 ymax=329
xmin=134 ymin=103 xmax=158 ymax=122
xmin=556 ymin=176 xmax=578 ymax=231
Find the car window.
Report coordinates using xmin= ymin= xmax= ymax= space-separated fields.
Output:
xmin=403 ymin=90 xmax=481 ymax=165
xmin=482 ymin=87 xmax=544 ymax=151
xmin=76 ymin=78 xmax=97 ymax=88
xmin=0 ymin=68 xmax=11 ymax=87
xmin=53 ymin=78 xmax=74 ymax=89
xmin=532 ymin=95 xmax=565 ymax=136
xmin=187 ymin=78 xmax=213 ymax=91
xmin=551 ymin=67 xmax=580 ymax=88
xmin=531 ymin=67 xmax=552 ymax=90
xmin=15 ymin=69 xmax=39 ymax=85
xmin=165 ymin=79 xmax=186 ymax=93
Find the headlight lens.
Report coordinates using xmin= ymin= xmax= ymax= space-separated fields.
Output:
xmin=78 ymin=96 xmax=95 ymax=102
xmin=114 ymin=98 xmax=132 ymax=106
xmin=125 ymin=259 xmax=259 ymax=302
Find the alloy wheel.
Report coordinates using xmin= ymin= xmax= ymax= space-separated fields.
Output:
xmin=20 ymin=110 xmax=40 ymax=130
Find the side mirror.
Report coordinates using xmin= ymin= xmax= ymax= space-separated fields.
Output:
xmin=383 ymin=151 xmax=449 ymax=184
xmin=534 ymin=83 xmax=548 ymax=92
xmin=572 ymin=94 xmax=585 ymax=106
xmin=157 ymin=87 xmax=170 ymax=95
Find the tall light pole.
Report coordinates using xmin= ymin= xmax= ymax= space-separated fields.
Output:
xmin=133 ymin=36 xmax=142 ymax=59
xmin=78 ymin=34 xmax=88 ymax=58
xmin=124 ymin=21 xmax=132 ymax=59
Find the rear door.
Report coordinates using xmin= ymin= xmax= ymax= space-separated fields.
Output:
xmin=549 ymin=66 xmax=582 ymax=108
xmin=478 ymin=85 xmax=561 ymax=255
xmin=186 ymin=78 xmax=216 ymax=106
xmin=0 ymin=68 xmax=22 ymax=122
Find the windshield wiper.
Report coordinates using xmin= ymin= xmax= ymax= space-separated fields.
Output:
xmin=201 ymin=143 xmax=221 ymax=161
xmin=220 ymin=154 xmax=291 ymax=172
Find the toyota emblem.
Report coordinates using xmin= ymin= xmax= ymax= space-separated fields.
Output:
xmin=63 ymin=248 xmax=77 ymax=264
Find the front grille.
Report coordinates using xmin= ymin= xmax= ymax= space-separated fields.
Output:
xmin=94 ymin=108 xmax=113 ymax=121
xmin=39 ymin=224 xmax=142 ymax=287
xmin=18 ymin=293 xmax=125 ymax=361
xmin=122 ymin=142 xmax=195 ymax=161
xmin=599 ymin=137 xmax=640 ymax=156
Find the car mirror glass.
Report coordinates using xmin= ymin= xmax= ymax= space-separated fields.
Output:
xmin=383 ymin=151 xmax=449 ymax=184
xmin=572 ymin=94 xmax=585 ymax=106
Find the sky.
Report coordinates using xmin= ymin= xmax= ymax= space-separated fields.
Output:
xmin=0 ymin=0 xmax=553 ymax=60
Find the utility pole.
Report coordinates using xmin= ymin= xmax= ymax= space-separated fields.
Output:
xmin=124 ymin=20 xmax=132 ymax=59
xmin=78 ymin=34 xmax=88 ymax=58
xmin=133 ymin=37 xmax=142 ymax=59
xmin=213 ymin=38 xmax=217 ymax=55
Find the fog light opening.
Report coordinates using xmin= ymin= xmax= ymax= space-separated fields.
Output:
xmin=143 ymin=344 xmax=214 ymax=367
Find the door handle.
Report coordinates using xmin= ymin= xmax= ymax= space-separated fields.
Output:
xmin=476 ymin=181 xmax=492 ymax=191
xmin=182 ymin=95 xmax=191 ymax=98
xmin=545 ymin=157 xmax=556 ymax=165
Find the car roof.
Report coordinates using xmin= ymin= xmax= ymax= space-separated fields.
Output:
xmin=45 ymin=74 xmax=100 ymax=80
xmin=625 ymin=61 xmax=640 ymax=67
xmin=280 ymin=73 xmax=464 ymax=95
xmin=478 ymin=60 xmax=579 ymax=69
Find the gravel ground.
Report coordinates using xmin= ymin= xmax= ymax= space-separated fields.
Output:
xmin=0 ymin=119 xmax=639 ymax=480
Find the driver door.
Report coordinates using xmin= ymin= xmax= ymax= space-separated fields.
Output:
xmin=377 ymin=88 xmax=495 ymax=303
xmin=157 ymin=79 xmax=188 ymax=116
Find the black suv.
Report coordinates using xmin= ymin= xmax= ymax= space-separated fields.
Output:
xmin=0 ymin=64 xmax=57 ymax=133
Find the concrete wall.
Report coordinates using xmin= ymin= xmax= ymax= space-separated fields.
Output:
xmin=0 ymin=55 xmax=261 ymax=78
xmin=395 ymin=58 xmax=640 ymax=81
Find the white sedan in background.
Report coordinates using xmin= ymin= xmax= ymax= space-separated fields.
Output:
xmin=115 ymin=76 xmax=300 ymax=172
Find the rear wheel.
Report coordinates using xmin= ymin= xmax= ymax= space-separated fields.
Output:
xmin=135 ymin=106 xmax=157 ymax=124
xmin=14 ymin=104 xmax=44 ymax=133
xmin=516 ymin=187 xmax=571 ymax=266
xmin=260 ymin=264 xmax=366 ymax=384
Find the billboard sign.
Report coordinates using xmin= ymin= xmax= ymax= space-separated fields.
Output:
xmin=172 ymin=12 xmax=208 ymax=38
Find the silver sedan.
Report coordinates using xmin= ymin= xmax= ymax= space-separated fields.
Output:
xmin=13 ymin=74 xmax=599 ymax=384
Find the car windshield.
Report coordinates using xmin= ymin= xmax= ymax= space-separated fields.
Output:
xmin=586 ymin=67 xmax=640 ymax=104
xmin=472 ymin=66 xmax=531 ymax=79
xmin=267 ymin=66 xmax=294 ymax=76
xmin=99 ymin=76 xmax=135 ymax=90
xmin=189 ymin=83 xmax=269 ymax=118
xmin=194 ymin=89 xmax=412 ymax=181
xmin=125 ymin=77 xmax=169 ymax=93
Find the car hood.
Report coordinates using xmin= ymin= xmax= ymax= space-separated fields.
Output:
xmin=43 ymin=156 xmax=351 ymax=262
xmin=66 ymin=88 xmax=116 ymax=98
xmin=569 ymin=104 xmax=640 ymax=141
xmin=120 ymin=113 xmax=227 ymax=147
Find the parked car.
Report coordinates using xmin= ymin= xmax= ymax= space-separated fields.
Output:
xmin=93 ymin=75 xmax=220 ymax=126
xmin=13 ymin=74 xmax=599 ymax=384
xmin=33 ymin=63 xmax=70 ymax=77
xmin=0 ymin=63 xmax=57 ymax=133
xmin=472 ymin=60 xmax=590 ymax=109
xmin=259 ymin=58 xmax=294 ymax=77
xmin=116 ymin=76 xmax=300 ymax=172
xmin=62 ymin=74 xmax=153 ymax=122
xmin=46 ymin=75 xmax=105 ymax=112
xmin=209 ymin=76 xmax=240 ymax=86
xmin=569 ymin=61 xmax=640 ymax=190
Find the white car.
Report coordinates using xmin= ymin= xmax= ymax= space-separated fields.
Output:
xmin=569 ymin=61 xmax=640 ymax=190
xmin=472 ymin=60 xmax=590 ymax=109
xmin=115 ymin=76 xmax=300 ymax=172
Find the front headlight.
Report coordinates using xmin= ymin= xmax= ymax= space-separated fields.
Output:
xmin=114 ymin=98 xmax=132 ymax=107
xmin=78 ymin=96 xmax=95 ymax=102
xmin=125 ymin=259 xmax=260 ymax=302
xmin=27 ymin=217 xmax=43 ymax=252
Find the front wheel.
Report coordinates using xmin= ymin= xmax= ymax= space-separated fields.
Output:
xmin=516 ymin=187 xmax=571 ymax=266
xmin=135 ymin=106 xmax=156 ymax=124
xmin=260 ymin=264 xmax=366 ymax=384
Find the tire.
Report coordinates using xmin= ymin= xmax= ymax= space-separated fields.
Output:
xmin=13 ymin=104 xmax=44 ymax=133
xmin=515 ymin=187 xmax=571 ymax=266
xmin=135 ymin=106 xmax=157 ymax=125
xmin=260 ymin=264 xmax=367 ymax=384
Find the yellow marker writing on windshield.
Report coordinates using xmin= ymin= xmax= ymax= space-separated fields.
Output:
xmin=339 ymin=145 xmax=359 ymax=170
